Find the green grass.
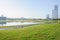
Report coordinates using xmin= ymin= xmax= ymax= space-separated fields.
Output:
xmin=0 ymin=23 xmax=60 ymax=40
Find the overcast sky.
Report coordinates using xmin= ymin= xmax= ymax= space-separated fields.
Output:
xmin=0 ymin=0 xmax=59 ymax=19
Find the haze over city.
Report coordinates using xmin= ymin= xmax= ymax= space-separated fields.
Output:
xmin=0 ymin=0 xmax=60 ymax=19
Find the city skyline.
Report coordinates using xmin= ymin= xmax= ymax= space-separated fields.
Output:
xmin=0 ymin=0 xmax=59 ymax=19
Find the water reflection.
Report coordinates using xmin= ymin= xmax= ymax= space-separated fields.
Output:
xmin=0 ymin=22 xmax=40 ymax=30
xmin=0 ymin=22 xmax=6 ymax=25
xmin=0 ymin=22 xmax=40 ymax=26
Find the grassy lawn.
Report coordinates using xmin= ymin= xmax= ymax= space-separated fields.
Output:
xmin=0 ymin=23 xmax=60 ymax=40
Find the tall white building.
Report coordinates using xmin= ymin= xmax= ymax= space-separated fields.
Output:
xmin=52 ymin=5 xmax=58 ymax=19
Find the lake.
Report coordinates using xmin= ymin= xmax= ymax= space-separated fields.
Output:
xmin=0 ymin=22 xmax=41 ymax=30
xmin=0 ymin=22 xmax=40 ymax=26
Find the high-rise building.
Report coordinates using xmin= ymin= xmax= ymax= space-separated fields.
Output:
xmin=52 ymin=5 xmax=58 ymax=19
xmin=46 ymin=14 xmax=50 ymax=20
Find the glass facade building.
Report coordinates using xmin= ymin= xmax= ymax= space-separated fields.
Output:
xmin=52 ymin=5 xmax=58 ymax=19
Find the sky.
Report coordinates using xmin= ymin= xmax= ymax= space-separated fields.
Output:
xmin=0 ymin=0 xmax=59 ymax=19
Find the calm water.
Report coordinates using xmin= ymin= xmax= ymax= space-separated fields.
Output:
xmin=0 ymin=22 xmax=40 ymax=26
xmin=0 ymin=22 xmax=40 ymax=30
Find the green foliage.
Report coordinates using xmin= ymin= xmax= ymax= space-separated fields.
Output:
xmin=0 ymin=23 xmax=60 ymax=40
